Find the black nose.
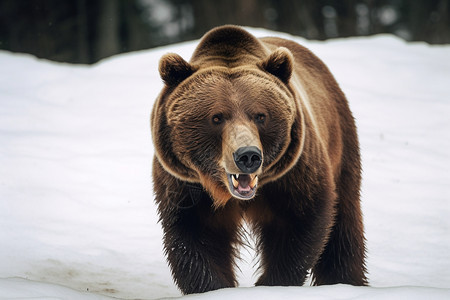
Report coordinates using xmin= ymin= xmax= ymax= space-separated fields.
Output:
xmin=233 ymin=146 xmax=262 ymax=174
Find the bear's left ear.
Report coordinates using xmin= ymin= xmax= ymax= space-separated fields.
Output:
xmin=259 ymin=47 xmax=293 ymax=84
xmin=159 ymin=53 xmax=197 ymax=86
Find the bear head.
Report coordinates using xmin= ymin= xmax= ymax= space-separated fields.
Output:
xmin=152 ymin=26 xmax=304 ymax=207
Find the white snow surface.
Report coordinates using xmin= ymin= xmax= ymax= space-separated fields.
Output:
xmin=0 ymin=28 xmax=449 ymax=299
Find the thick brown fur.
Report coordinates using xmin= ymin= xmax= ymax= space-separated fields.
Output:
xmin=151 ymin=25 xmax=368 ymax=294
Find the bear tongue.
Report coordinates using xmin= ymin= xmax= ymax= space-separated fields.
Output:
xmin=237 ymin=175 xmax=251 ymax=192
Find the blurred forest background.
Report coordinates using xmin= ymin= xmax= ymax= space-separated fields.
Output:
xmin=0 ymin=0 xmax=449 ymax=64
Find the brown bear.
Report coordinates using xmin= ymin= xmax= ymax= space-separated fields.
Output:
xmin=151 ymin=25 xmax=367 ymax=294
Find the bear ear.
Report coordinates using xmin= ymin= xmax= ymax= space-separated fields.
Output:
xmin=259 ymin=47 xmax=293 ymax=83
xmin=159 ymin=53 xmax=197 ymax=86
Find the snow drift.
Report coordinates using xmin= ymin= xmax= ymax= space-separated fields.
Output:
xmin=0 ymin=28 xmax=449 ymax=299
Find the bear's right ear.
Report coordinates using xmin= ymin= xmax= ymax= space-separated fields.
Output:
xmin=159 ymin=53 xmax=197 ymax=86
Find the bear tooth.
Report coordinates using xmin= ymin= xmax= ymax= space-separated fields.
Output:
xmin=249 ymin=175 xmax=258 ymax=189
xmin=231 ymin=175 xmax=239 ymax=188
xmin=235 ymin=174 xmax=239 ymax=179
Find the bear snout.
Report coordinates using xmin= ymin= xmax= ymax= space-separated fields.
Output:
xmin=233 ymin=146 xmax=262 ymax=174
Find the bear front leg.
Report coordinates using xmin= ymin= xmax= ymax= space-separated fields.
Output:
xmin=153 ymin=165 xmax=240 ymax=294
xmin=311 ymin=167 xmax=368 ymax=286
xmin=161 ymin=200 xmax=240 ymax=294
xmin=250 ymin=184 xmax=336 ymax=286
xmin=253 ymin=213 xmax=324 ymax=286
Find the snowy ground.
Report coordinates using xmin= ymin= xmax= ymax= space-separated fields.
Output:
xmin=0 ymin=28 xmax=449 ymax=299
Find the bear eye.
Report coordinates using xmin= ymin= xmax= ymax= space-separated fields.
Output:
xmin=255 ymin=113 xmax=266 ymax=124
xmin=212 ymin=114 xmax=224 ymax=125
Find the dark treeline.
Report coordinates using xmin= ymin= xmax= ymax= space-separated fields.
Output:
xmin=0 ymin=0 xmax=449 ymax=64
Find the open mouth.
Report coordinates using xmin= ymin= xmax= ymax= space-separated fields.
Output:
xmin=227 ymin=173 xmax=258 ymax=200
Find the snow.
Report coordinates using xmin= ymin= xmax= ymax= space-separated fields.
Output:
xmin=0 ymin=28 xmax=449 ymax=299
